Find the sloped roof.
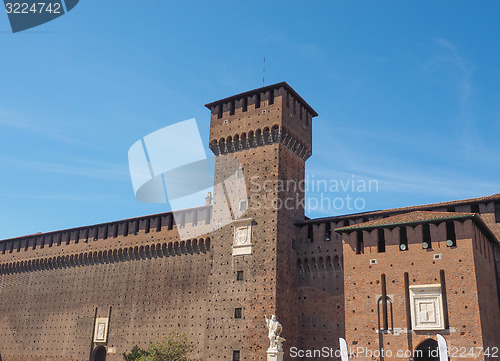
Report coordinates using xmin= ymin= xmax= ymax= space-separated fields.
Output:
xmin=299 ymin=192 xmax=500 ymax=226
xmin=334 ymin=210 xmax=498 ymax=245
xmin=204 ymin=81 xmax=318 ymax=117
xmin=335 ymin=211 xmax=474 ymax=232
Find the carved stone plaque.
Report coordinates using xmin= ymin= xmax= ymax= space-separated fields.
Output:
xmin=232 ymin=218 xmax=253 ymax=256
xmin=93 ymin=317 xmax=109 ymax=342
xmin=409 ymin=284 xmax=444 ymax=330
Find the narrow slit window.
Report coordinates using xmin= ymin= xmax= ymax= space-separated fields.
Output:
xmin=380 ymin=273 xmax=389 ymax=330
xmin=325 ymin=222 xmax=331 ymax=241
xmin=356 ymin=231 xmax=364 ymax=254
xmin=308 ymin=224 xmax=313 ymax=242
xmin=230 ymin=101 xmax=235 ymax=116
xmin=269 ymin=90 xmax=274 ymax=105
xmin=217 ymin=104 xmax=223 ymax=119
xmin=446 ymin=221 xmax=456 ymax=246
xmin=255 ymin=93 xmax=261 ymax=109
xmin=399 ymin=227 xmax=408 ymax=251
xmin=422 ymin=224 xmax=432 ymax=249
xmin=242 ymin=97 xmax=248 ymax=112
xmin=378 ymin=229 xmax=386 ymax=253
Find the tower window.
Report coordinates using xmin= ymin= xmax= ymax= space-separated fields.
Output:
xmin=377 ymin=229 xmax=386 ymax=253
xmin=422 ymin=224 xmax=432 ymax=249
xmin=217 ymin=104 xmax=223 ymax=119
xmin=236 ymin=271 xmax=244 ymax=281
xmin=255 ymin=93 xmax=261 ymax=109
xmin=269 ymin=90 xmax=274 ymax=105
xmin=325 ymin=222 xmax=331 ymax=241
xmin=233 ymin=351 xmax=240 ymax=361
xmin=307 ymin=224 xmax=313 ymax=242
xmin=446 ymin=221 xmax=456 ymax=246
xmin=230 ymin=101 xmax=235 ymax=116
xmin=471 ymin=203 xmax=480 ymax=214
xmin=239 ymin=201 xmax=247 ymax=212
xmin=237 ymin=167 xmax=244 ymax=179
xmin=356 ymin=231 xmax=364 ymax=254
xmin=399 ymin=227 xmax=408 ymax=251
xmin=242 ymin=97 xmax=248 ymax=112
xmin=495 ymin=201 xmax=500 ymax=223
xmin=234 ymin=308 xmax=242 ymax=319
xmin=286 ymin=93 xmax=290 ymax=108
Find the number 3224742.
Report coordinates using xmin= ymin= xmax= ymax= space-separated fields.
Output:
xmin=5 ymin=3 xmax=62 ymax=14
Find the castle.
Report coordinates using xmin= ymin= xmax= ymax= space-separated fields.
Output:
xmin=0 ymin=82 xmax=499 ymax=361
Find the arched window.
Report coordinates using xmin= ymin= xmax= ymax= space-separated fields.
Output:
xmin=334 ymin=255 xmax=342 ymax=270
xmin=318 ymin=257 xmax=325 ymax=271
xmin=256 ymin=129 xmax=263 ymax=146
xmin=234 ymin=134 xmax=240 ymax=151
xmin=271 ymin=125 xmax=279 ymax=142
xmin=414 ymin=339 xmax=439 ymax=361
xmin=248 ymin=131 xmax=255 ymax=148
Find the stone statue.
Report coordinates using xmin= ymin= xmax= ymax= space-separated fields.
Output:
xmin=265 ymin=315 xmax=286 ymax=352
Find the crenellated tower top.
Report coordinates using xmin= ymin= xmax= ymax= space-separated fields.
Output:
xmin=205 ymin=82 xmax=318 ymax=160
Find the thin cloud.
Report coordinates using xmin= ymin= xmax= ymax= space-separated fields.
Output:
xmin=0 ymin=110 xmax=91 ymax=146
xmin=421 ymin=39 xmax=497 ymax=161
xmin=0 ymin=191 xmax=121 ymax=202
xmin=0 ymin=156 xmax=129 ymax=180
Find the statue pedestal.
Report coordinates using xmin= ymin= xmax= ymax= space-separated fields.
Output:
xmin=267 ymin=349 xmax=284 ymax=361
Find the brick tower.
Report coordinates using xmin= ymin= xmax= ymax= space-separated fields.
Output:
xmin=204 ymin=82 xmax=318 ymax=360
xmin=337 ymin=211 xmax=500 ymax=361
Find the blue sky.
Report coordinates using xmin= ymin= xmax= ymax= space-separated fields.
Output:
xmin=1 ymin=1 xmax=499 ymax=239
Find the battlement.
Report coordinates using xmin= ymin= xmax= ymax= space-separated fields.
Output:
xmin=0 ymin=205 xmax=213 ymax=256
xmin=206 ymin=82 xmax=318 ymax=160
xmin=205 ymin=81 xmax=317 ymax=120
xmin=0 ymin=236 xmax=211 ymax=274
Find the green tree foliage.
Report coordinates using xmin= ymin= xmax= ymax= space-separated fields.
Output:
xmin=123 ymin=332 xmax=194 ymax=361
xmin=123 ymin=345 xmax=147 ymax=361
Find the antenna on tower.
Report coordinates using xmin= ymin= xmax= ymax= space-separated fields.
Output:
xmin=263 ymin=56 xmax=266 ymax=86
